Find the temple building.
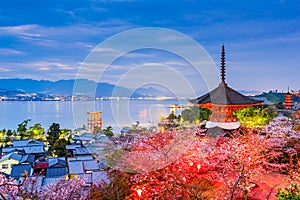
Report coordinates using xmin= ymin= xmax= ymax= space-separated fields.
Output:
xmin=284 ymin=89 xmax=293 ymax=110
xmin=87 ymin=111 xmax=103 ymax=133
xmin=190 ymin=45 xmax=263 ymax=130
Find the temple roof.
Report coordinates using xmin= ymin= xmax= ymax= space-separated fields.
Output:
xmin=190 ymin=83 xmax=262 ymax=105
xmin=190 ymin=44 xmax=262 ymax=106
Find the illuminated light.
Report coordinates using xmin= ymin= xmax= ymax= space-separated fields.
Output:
xmin=136 ymin=188 xmax=143 ymax=197
xmin=182 ymin=177 xmax=186 ymax=182
xmin=189 ymin=162 xmax=193 ymax=166
xmin=197 ymin=164 xmax=201 ymax=172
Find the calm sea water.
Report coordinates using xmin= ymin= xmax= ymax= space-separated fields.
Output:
xmin=0 ymin=99 xmax=187 ymax=133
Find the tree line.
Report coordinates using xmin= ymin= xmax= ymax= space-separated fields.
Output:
xmin=0 ymin=120 xmax=71 ymax=157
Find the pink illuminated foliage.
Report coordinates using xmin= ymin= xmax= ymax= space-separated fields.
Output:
xmin=1 ymin=116 xmax=299 ymax=199
xmin=0 ymin=174 xmax=87 ymax=200
xmin=110 ymin=125 xmax=296 ymax=199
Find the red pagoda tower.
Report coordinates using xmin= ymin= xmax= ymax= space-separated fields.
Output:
xmin=284 ymin=88 xmax=293 ymax=109
xmin=190 ymin=45 xmax=263 ymax=129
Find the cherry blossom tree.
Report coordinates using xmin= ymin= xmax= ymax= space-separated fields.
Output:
xmin=0 ymin=174 xmax=18 ymax=199
xmin=205 ymin=130 xmax=288 ymax=199
xmin=0 ymin=174 xmax=87 ymax=200
xmin=100 ymin=118 xmax=299 ymax=199
xmin=107 ymin=126 xmax=288 ymax=199
xmin=266 ymin=116 xmax=300 ymax=172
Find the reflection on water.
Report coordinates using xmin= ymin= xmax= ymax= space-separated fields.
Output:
xmin=0 ymin=99 xmax=187 ymax=133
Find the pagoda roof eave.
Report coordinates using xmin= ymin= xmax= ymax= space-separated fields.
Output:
xmin=195 ymin=102 xmax=263 ymax=107
xmin=190 ymin=83 xmax=263 ymax=106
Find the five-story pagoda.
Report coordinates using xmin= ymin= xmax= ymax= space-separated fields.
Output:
xmin=190 ymin=45 xmax=263 ymax=130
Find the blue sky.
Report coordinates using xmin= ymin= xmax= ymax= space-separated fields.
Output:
xmin=0 ymin=0 xmax=299 ymax=94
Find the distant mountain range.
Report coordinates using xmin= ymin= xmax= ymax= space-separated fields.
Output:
xmin=237 ymin=90 xmax=262 ymax=96
xmin=0 ymin=78 xmax=173 ymax=98
xmin=0 ymin=88 xmax=25 ymax=96
xmin=0 ymin=78 xmax=268 ymax=99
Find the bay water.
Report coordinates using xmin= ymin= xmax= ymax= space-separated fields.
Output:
xmin=0 ymin=99 xmax=187 ymax=133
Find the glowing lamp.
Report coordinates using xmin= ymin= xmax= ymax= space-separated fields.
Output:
xmin=136 ymin=188 xmax=143 ymax=197
xmin=197 ymin=164 xmax=201 ymax=172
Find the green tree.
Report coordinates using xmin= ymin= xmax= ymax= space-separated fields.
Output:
xmin=88 ymin=172 xmax=131 ymax=200
xmin=0 ymin=129 xmax=5 ymax=144
xmin=60 ymin=128 xmax=71 ymax=140
xmin=234 ymin=107 xmax=276 ymax=127
xmin=27 ymin=123 xmax=45 ymax=140
xmin=103 ymin=126 xmax=114 ymax=137
xmin=276 ymin=184 xmax=300 ymax=200
xmin=167 ymin=111 xmax=177 ymax=120
xmin=17 ymin=119 xmax=31 ymax=139
xmin=5 ymin=129 xmax=13 ymax=145
xmin=257 ymin=90 xmax=285 ymax=103
xmin=52 ymin=138 xmax=68 ymax=157
xmin=6 ymin=129 xmax=13 ymax=137
xmin=13 ymin=130 xmax=17 ymax=137
xmin=0 ymin=129 xmax=16 ymax=145
xmin=93 ymin=126 xmax=102 ymax=134
xmin=46 ymin=123 xmax=61 ymax=155
xmin=181 ymin=106 xmax=211 ymax=123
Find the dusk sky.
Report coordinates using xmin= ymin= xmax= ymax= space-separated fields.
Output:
xmin=0 ymin=0 xmax=299 ymax=94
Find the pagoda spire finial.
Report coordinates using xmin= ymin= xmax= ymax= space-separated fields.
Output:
xmin=221 ymin=44 xmax=226 ymax=84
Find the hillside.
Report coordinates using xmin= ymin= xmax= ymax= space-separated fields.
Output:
xmin=0 ymin=78 xmax=173 ymax=98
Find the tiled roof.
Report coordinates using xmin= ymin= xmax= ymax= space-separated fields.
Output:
xmin=46 ymin=167 xmax=67 ymax=178
xmin=19 ymin=154 xmax=35 ymax=164
xmin=13 ymin=139 xmax=44 ymax=147
xmin=35 ymin=162 xmax=48 ymax=169
xmin=83 ymin=160 xmax=99 ymax=171
xmin=1 ymin=147 xmax=16 ymax=154
xmin=95 ymin=133 xmax=106 ymax=138
xmin=72 ymin=132 xmax=95 ymax=142
xmin=73 ymin=147 xmax=91 ymax=155
xmin=68 ymin=161 xmax=84 ymax=174
xmin=82 ymin=143 xmax=107 ymax=155
xmin=80 ymin=132 xmax=94 ymax=139
xmin=95 ymin=136 xmax=111 ymax=143
xmin=48 ymin=158 xmax=66 ymax=168
xmin=75 ymin=155 xmax=94 ymax=161
xmin=10 ymin=164 xmax=32 ymax=179
xmin=99 ymin=160 xmax=107 ymax=169
xmin=0 ymin=153 xmax=22 ymax=163
xmin=23 ymin=146 xmax=44 ymax=154
xmin=67 ymin=157 xmax=76 ymax=162
xmin=2 ymin=147 xmax=26 ymax=155
xmin=190 ymin=83 xmax=263 ymax=105
xmin=2 ymin=145 xmax=44 ymax=155
xmin=66 ymin=144 xmax=81 ymax=150
xmin=71 ymin=135 xmax=81 ymax=141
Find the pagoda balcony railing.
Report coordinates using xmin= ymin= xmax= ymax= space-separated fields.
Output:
xmin=209 ymin=114 xmax=238 ymax=122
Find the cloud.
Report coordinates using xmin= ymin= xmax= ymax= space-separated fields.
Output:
xmin=0 ymin=24 xmax=41 ymax=38
xmin=25 ymin=61 xmax=79 ymax=71
xmin=0 ymin=60 xmax=80 ymax=81
xmin=0 ymin=67 xmax=11 ymax=72
xmin=37 ymin=67 xmax=51 ymax=71
xmin=0 ymin=20 xmax=133 ymax=49
xmin=0 ymin=48 xmax=25 ymax=55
